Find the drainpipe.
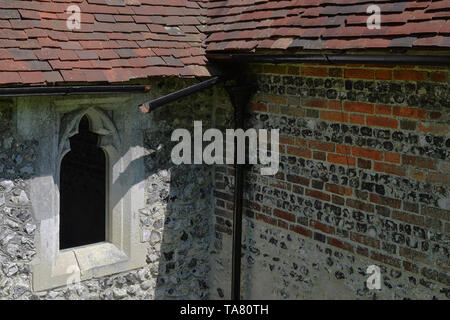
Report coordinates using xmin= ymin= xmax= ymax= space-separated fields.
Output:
xmin=139 ymin=75 xmax=252 ymax=300
xmin=206 ymin=53 xmax=450 ymax=66
xmin=225 ymin=83 xmax=255 ymax=301
xmin=209 ymin=51 xmax=450 ymax=300
xmin=0 ymin=85 xmax=151 ymax=97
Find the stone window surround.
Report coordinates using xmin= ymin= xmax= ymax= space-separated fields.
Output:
xmin=16 ymin=95 xmax=148 ymax=292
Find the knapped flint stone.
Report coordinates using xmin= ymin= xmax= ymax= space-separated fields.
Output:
xmin=0 ymin=193 xmax=4 ymax=207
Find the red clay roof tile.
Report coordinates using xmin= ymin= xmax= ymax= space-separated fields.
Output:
xmin=205 ymin=0 xmax=450 ymax=53
xmin=0 ymin=0 xmax=209 ymax=85
xmin=0 ymin=1 xmax=449 ymax=86
xmin=0 ymin=71 xmax=21 ymax=84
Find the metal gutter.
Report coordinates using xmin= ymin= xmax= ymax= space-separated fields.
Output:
xmin=140 ymin=76 xmax=223 ymax=113
xmin=0 ymin=85 xmax=151 ymax=97
xmin=206 ymin=53 xmax=450 ymax=66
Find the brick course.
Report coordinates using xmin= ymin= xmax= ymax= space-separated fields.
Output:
xmin=213 ymin=62 xmax=450 ymax=299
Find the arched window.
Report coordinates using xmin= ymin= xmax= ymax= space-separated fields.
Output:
xmin=59 ymin=115 xmax=107 ymax=250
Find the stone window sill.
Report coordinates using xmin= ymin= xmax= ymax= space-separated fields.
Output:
xmin=32 ymin=241 xmax=146 ymax=292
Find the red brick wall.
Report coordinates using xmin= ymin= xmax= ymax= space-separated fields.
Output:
xmin=211 ymin=63 xmax=450 ymax=299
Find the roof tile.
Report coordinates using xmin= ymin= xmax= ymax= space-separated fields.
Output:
xmin=0 ymin=1 xmax=449 ymax=86
xmin=0 ymin=0 xmax=208 ymax=85
xmin=19 ymin=71 xmax=46 ymax=84
xmin=0 ymin=72 xmax=21 ymax=84
xmin=205 ymin=0 xmax=450 ymax=53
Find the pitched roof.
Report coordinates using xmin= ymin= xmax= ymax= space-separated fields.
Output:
xmin=0 ymin=0 xmax=209 ymax=85
xmin=205 ymin=0 xmax=450 ymax=51
xmin=0 ymin=1 xmax=449 ymax=86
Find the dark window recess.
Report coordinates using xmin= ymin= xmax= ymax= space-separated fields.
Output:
xmin=60 ymin=116 xmax=106 ymax=250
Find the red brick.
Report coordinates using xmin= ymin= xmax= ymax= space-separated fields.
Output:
xmin=263 ymin=64 xmax=286 ymax=74
xmin=278 ymin=219 xmax=289 ymax=230
xmin=352 ymin=146 xmax=383 ymax=161
xmin=350 ymin=232 xmax=380 ymax=249
xmin=366 ymin=116 xmax=398 ymax=129
xmin=403 ymin=261 xmax=419 ymax=273
xmin=370 ymin=194 xmax=401 ymax=209
xmin=421 ymin=206 xmax=449 ymax=221
xmin=274 ymin=171 xmax=285 ymax=181
xmin=346 ymin=198 xmax=374 ymax=213
xmin=349 ymin=114 xmax=365 ymax=125
xmin=375 ymin=104 xmax=391 ymax=115
xmin=357 ymin=158 xmax=372 ymax=169
xmin=327 ymin=153 xmax=356 ymax=166
xmin=375 ymin=69 xmax=392 ymax=80
xmin=287 ymin=146 xmax=311 ymax=158
xmin=252 ymin=103 xmax=268 ymax=112
xmin=370 ymin=251 xmax=401 ymax=268
xmin=301 ymin=66 xmax=327 ymax=77
xmin=305 ymin=189 xmax=330 ymax=202
xmin=399 ymin=247 xmax=431 ymax=266
xmin=320 ymin=111 xmax=348 ymax=123
xmin=336 ymin=144 xmax=351 ymax=154
xmin=325 ymin=183 xmax=352 ymax=196
xmin=308 ymin=140 xmax=335 ymax=152
xmin=290 ymin=225 xmax=312 ymax=238
xmin=327 ymin=237 xmax=354 ymax=253
xmin=385 ymin=152 xmax=400 ymax=163
xmin=402 ymin=155 xmax=436 ymax=170
xmin=344 ymin=102 xmax=374 ymax=114
xmin=304 ymin=98 xmax=327 ymax=108
xmin=357 ymin=246 xmax=369 ymax=257
xmin=256 ymin=213 xmax=277 ymax=227
xmin=393 ymin=70 xmax=428 ymax=81
xmin=295 ymin=138 xmax=307 ymax=147
xmin=262 ymin=93 xmax=287 ymax=105
xmin=344 ymin=68 xmax=374 ymax=79
xmin=287 ymin=66 xmax=299 ymax=75
xmin=332 ymin=195 xmax=345 ymax=206
xmin=429 ymin=111 xmax=441 ymax=120
xmin=374 ymin=162 xmax=406 ymax=176
xmin=310 ymin=220 xmax=335 ymax=234
xmin=279 ymin=136 xmax=294 ymax=145
xmin=313 ymin=151 xmax=326 ymax=161
xmin=274 ymin=209 xmax=295 ymax=222
xmin=392 ymin=211 xmax=425 ymax=226
xmin=245 ymin=201 xmax=261 ymax=212
xmin=328 ymin=100 xmax=342 ymax=110
xmin=393 ymin=106 xmax=427 ymax=119
xmin=286 ymin=174 xmax=309 ymax=186
xmin=430 ymin=72 xmax=446 ymax=82
xmin=428 ymin=172 xmax=450 ymax=185
xmin=215 ymin=224 xmax=232 ymax=235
